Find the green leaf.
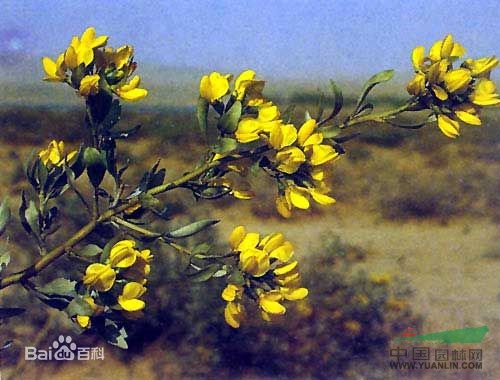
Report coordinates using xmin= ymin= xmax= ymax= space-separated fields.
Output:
xmin=101 ymin=99 xmax=122 ymax=130
xmin=84 ymin=147 xmax=106 ymax=187
xmin=196 ymin=97 xmax=209 ymax=135
xmin=38 ymin=278 xmax=77 ymax=297
xmin=217 ymin=100 xmax=242 ymax=133
xmin=0 ymin=307 xmax=25 ymax=319
xmin=0 ymin=198 xmax=11 ymax=236
xmin=353 ymin=102 xmax=373 ymax=118
xmin=167 ymin=219 xmax=219 ymax=238
xmin=387 ymin=120 xmax=426 ymax=129
xmin=65 ymin=296 xmax=93 ymax=317
xmin=212 ymin=269 xmax=228 ymax=278
xmin=192 ymin=243 xmax=212 ymax=255
xmin=329 ymin=80 xmax=344 ymax=118
xmin=78 ymin=244 xmax=103 ymax=257
xmin=104 ymin=320 xmax=128 ymax=349
xmin=24 ymin=200 xmax=40 ymax=237
xmin=229 ymin=269 xmax=245 ymax=286
xmin=355 ymin=69 xmax=394 ymax=112
xmin=212 ymin=137 xmax=238 ymax=154
xmin=188 ymin=264 xmax=222 ymax=282
xmin=319 ymin=125 xmax=341 ymax=138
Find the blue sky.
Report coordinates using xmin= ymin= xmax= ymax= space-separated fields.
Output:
xmin=1 ymin=0 xmax=499 ymax=80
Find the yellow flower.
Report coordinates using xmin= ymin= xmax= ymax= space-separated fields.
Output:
xmin=79 ymin=74 xmax=100 ymax=96
xmin=123 ymin=249 xmax=153 ymax=282
xmin=297 ymin=119 xmax=338 ymax=166
xmin=258 ymin=233 xmax=294 ymax=262
xmin=428 ymin=34 xmax=465 ymax=62
xmin=280 ymin=286 xmax=308 ymax=301
xmin=469 ymin=78 xmax=500 ymax=106
xmin=224 ymin=301 xmax=244 ymax=328
xmin=38 ymin=140 xmax=77 ymax=167
xmin=109 ymin=240 xmax=138 ymax=268
xmin=99 ymin=45 xmax=134 ymax=70
xmin=454 ymin=103 xmax=481 ymax=125
xmin=274 ymin=260 xmax=301 ymax=287
xmin=258 ymin=102 xmax=280 ymax=123
xmin=75 ymin=297 xmax=102 ymax=329
xmin=83 ymin=263 xmax=116 ymax=292
xmin=259 ymin=291 xmax=286 ymax=315
xmin=443 ymin=68 xmax=472 ymax=93
xmin=411 ymin=46 xmax=426 ymax=71
xmin=276 ymin=184 xmax=336 ymax=217
xmin=199 ymin=72 xmax=231 ymax=103
xmin=229 ymin=225 xmax=260 ymax=251
xmin=240 ymin=247 xmax=270 ymax=277
xmin=114 ymin=75 xmax=148 ymax=101
xmin=234 ymin=70 xmax=265 ymax=101
xmin=407 ymin=72 xmax=426 ymax=96
xmin=437 ymin=114 xmax=460 ymax=138
xmin=235 ymin=118 xmax=262 ymax=143
xmin=269 ymin=123 xmax=297 ymax=150
xmin=65 ymin=27 xmax=108 ymax=69
xmin=42 ymin=54 xmax=66 ymax=82
xmin=118 ymin=282 xmax=147 ymax=311
xmin=212 ymin=176 xmax=255 ymax=200
xmin=275 ymin=146 xmax=306 ymax=174
xmin=463 ymin=56 xmax=498 ymax=77
xmin=426 ymin=60 xmax=448 ymax=85
xmin=221 ymin=284 xmax=243 ymax=302
xmin=79 ymin=26 xmax=109 ymax=50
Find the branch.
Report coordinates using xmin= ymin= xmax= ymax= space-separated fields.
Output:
xmin=0 ymin=149 xmax=266 ymax=290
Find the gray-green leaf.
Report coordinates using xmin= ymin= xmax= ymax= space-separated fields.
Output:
xmin=78 ymin=244 xmax=103 ymax=257
xmin=189 ymin=264 xmax=222 ymax=282
xmin=38 ymin=278 xmax=77 ymax=297
xmin=167 ymin=219 xmax=219 ymax=238
xmin=197 ymin=97 xmax=209 ymax=134
xmin=355 ymin=69 xmax=394 ymax=112
xmin=217 ymin=101 xmax=242 ymax=133
xmin=212 ymin=137 xmax=238 ymax=154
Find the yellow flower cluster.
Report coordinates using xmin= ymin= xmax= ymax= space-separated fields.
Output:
xmin=407 ymin=34 xmax=499 ymax=138
xmin=79 ymin=240 xmax=152 ymax=327
xmin=222 ymin=226 xmax=308 ymax=328
xmin=200 ymin=69 xmax=339 ymax=217
xmin=271 ymin=118 xmax=338 ymax=217
xmin=38 ymin=140 xmax=78 ymax=167
xmin=42 ymin=27 xmax=147 ymax=101
xmin=200 ymin=69 xmax=264 ymax=104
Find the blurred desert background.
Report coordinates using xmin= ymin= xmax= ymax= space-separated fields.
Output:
xmin=1 ymin=1 xmax=499 ymax=379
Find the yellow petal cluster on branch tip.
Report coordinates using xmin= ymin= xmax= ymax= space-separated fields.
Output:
xmin=41 ymin=26 xmax=147 ymax=102
xmin=222 ymin=226 xmax=308 ymax=328
xmin=199 ymin=70 xmax=265 ymax=104
xmin=38 ymin=140 xmax=77 ymax=167
xmin=407 ymin=33 xmax=499 ymax=138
